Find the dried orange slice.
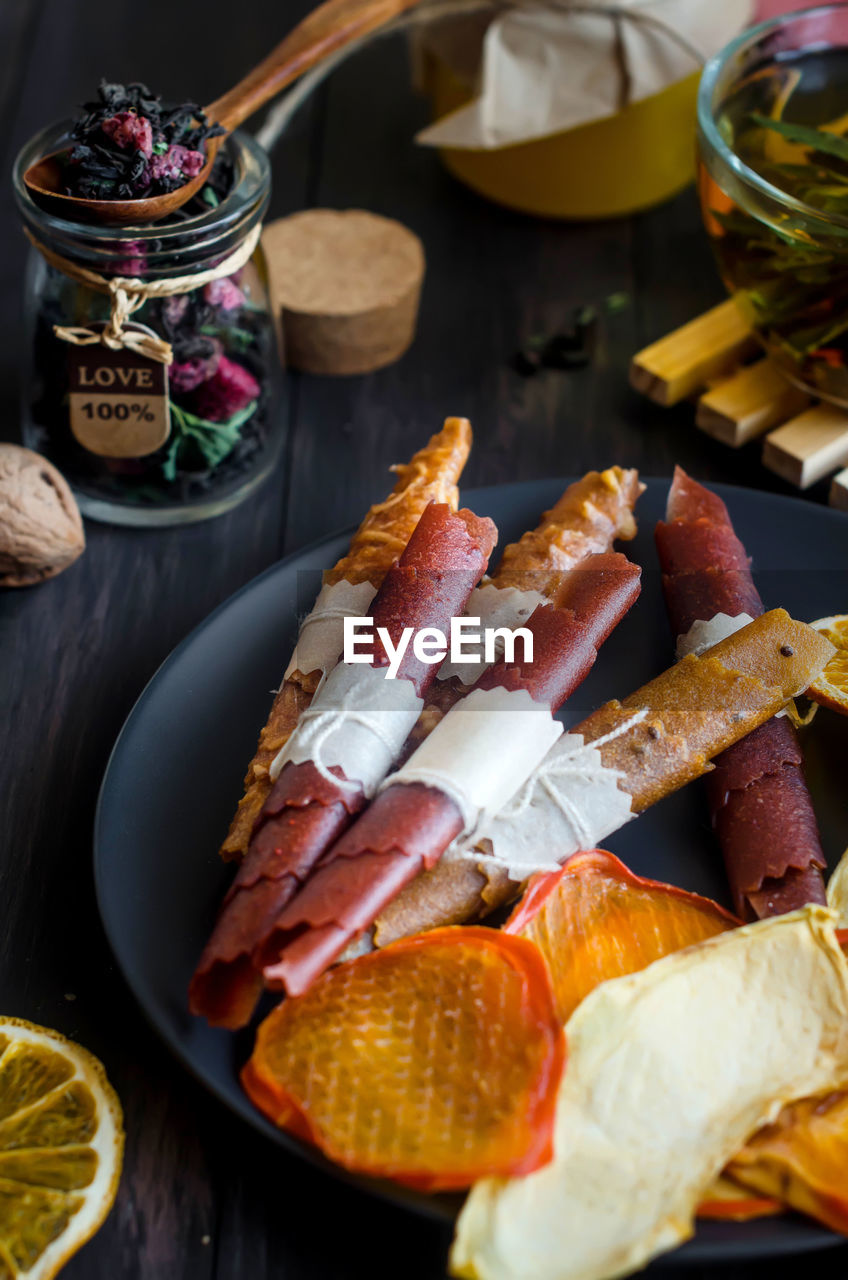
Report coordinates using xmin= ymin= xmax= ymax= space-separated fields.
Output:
xmin=0 ymin=1018 xmax=124 ymax=1279
xmin=242 ymin=926 xmax=564 ymax=1190
xmin=504 ymin=849 xmax=738 ymax=1024
xmin=807 ymin=615 xmax=848 ymax=716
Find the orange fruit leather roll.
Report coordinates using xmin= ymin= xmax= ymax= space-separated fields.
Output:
xmin=220 ymin=416 xmax=472 ymax=862
xmin=241 ymin=927 xmax=565 ymax=1190
xmin=376 ymin=609 xmax=835 ymax=951
xmin=576 ymin=611 xmax=833 ymax=812
xmin=493 ymin=465 xmax=644 ymax=596
xmin=655 ymin=466 xmax=827 ymax=919
xmin=503 ymin=849 xmax=782 ymax=1222
xmin=189 ymin=501 xmax=496 ymax=1029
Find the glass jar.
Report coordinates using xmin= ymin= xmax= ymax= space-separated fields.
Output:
xmin=697 ymin=4 xmax=848 ymax=407
xmin=13 ymin=123 xmax=282 ymax=525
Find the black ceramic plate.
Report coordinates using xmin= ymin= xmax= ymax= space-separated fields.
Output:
xmin=95 ymin=478 xmax=848 ymax=1263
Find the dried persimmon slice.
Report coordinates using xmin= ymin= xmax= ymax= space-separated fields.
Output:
xmin=696 ymin=1174 xmax=782 ymax=1221
xmin=242 ymin=926 xmax=564 ymax=1190
xmin=504 ymin=849 xmax=738 ymax=1024
xmin=728 ymin=1090 xmax=848 ymax=1232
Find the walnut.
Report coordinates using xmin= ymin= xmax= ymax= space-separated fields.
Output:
xmin=0 ymin=445 xmax=85 ymax=587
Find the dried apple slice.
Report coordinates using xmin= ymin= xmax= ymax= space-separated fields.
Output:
xmin=451 ymin=907 xmax=848 ymax=1280
xmin=504 ymin=849 xmax=738 ymax=1024
xmin=718 ymin=900 xmax=848 ymax=1235
xmin=827 ymin=846 xmax=848 ymax=928
xmin=723 ymin=852 xmax=848 ymax=1231
xmin=242 ymin=926 xmax=564 ymax=1190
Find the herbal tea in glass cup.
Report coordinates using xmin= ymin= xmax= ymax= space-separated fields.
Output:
xmin=698 ymin=5 xmax=848 ymax=407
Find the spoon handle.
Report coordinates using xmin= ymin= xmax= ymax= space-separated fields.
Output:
xmin=205 ymin=0 xmax=424 ymax=134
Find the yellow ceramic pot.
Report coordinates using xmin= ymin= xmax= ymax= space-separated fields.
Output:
xmin=425 ymin=55 xmax=699 ymax=219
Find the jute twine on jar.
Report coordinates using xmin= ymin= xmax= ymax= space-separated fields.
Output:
xmin=23 ymin=222 xmax=263 ymax=366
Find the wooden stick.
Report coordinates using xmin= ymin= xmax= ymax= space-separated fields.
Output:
xmin=762 ymin=405 xmax=848 ymax=489
xmin=696 ymin=360 xmax=809 ymax=447
xmin=831 ymin=468 xmax=848 ymax=512
xmin=630 ymin=300 xmax=756 ymax=407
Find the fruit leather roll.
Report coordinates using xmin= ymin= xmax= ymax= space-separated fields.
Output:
xmin=258 ymin=553 xmax=642 ymax=995
xmin=495 ymin=466 xmax=644 ymax=595
xmin=189 ymin=500 xmax=496 ymax=1027
xmin=427 ymin=467 xmax=643 ymax=695
xmin=374 ymin=610 xmax=835 ymax=945
xmin=707 ymin=720 xmax=828 ymax=919
xmin=220 ymin=416 xmax=472 ymax=861
xmin=655 ymin=467 xmax=826 ymax=919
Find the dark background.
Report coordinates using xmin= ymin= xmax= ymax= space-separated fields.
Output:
xmin=1 ymin=0 xmax=847 ymax=1276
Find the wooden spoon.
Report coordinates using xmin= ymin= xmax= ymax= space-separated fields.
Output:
xmin=24 ymin=0 xmax=422 ymax=227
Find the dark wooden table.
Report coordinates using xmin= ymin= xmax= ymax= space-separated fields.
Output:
xmin=2 ymin=2 xmax=847 ymax=1277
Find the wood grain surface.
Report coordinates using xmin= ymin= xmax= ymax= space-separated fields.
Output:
xmin=1 ymin=1 xmax=846 ymax=1277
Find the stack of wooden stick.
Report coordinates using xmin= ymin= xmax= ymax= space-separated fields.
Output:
xmin=630 ymin=300 xmax=848 ymax=512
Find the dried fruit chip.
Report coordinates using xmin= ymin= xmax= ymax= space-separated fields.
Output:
xmin=451 ymin=908 xmax=848 ymax=1280
xmin=0 ymin=1018 xmax=123 ymax=1280
xmin=728 ymin=1091 xmax=848 ymax=1233
xmin=504 ymin=849 xmax=738 ymax=1023
xmin=719 ymin=920 xmax=848 ymax=1233
xmin=807 ymin=615 xmax=848 ymax=716
xmin=827 ymin=848 xmax=848 ymax=932
xmin=696 ymin=1173 xmax=782 ymax=1221
xmin=242 ymin=927 xmax=564 ymax=1190
xmin=505 ymin=852 xmax=780 ymax=1223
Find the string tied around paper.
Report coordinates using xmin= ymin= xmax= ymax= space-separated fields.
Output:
xmin=455 ymin=706 xmax=648 ymax=868
xmin=280 ymin=693 xmax=404 ymax=793
xmin=23 ymin=222 xmax=263 ymax=366
xmin=269 ymin=664 xmax=424 ymax=796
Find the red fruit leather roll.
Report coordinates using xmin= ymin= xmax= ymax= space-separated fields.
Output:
xmin=189 ymin=502 xmax=496 ymax=1027
xmin=655 ymin=467 xmax=825 ymax=920
xmin=654 ymin=519 xmax=761 ymax=639
xmin=259 ymin=552 xmax=642 ymax=996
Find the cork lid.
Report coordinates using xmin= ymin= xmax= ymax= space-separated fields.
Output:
xmin=262 ymin=209 xmax=425 ymax=315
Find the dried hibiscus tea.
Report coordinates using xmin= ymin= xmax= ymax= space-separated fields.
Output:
xmin=15 ymin=123 xmax=282 ymax=525
xmin=65 ymin=80 xmax=224 ymax=201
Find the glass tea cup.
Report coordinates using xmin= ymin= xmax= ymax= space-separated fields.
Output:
xmin=697 ymin=4 xmax=848 ymax=407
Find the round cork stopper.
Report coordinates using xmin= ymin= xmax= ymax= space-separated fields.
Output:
xmin=262 ymin=209 xmax=425 ymax=376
